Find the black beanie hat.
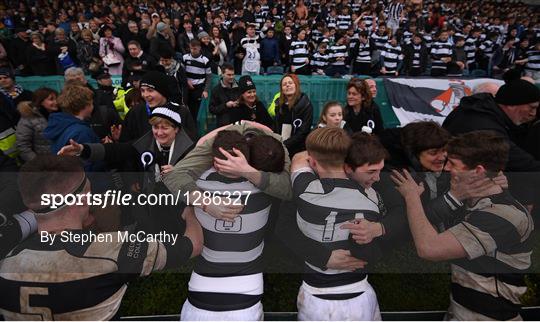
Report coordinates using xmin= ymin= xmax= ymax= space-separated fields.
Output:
xmin=151 ymin=102 xmax=182 ymax=127
xmin=238 ymin=75 xmax=256 ymax=94
xmin=140 ymin=71 xmax=170 ymax=98
xmin=495 ymin=72 xmax=540 ymax=105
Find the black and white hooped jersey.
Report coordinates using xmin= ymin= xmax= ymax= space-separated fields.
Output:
xmin=260 ymin=4 xmax=270 ymax=16
xmin=0 ymin=231 xmax=191 ymax=320
xmin=431 ymin=41 xmax=453 ymax=70
xmin=479 ymin=40 xmax=496 ymax=58
xmin=354 ymin=41 xmax=372 ymax=64
xmin=371 ymin=32 xmax=389 ymax=51
xmin=326 ymin=15 xmax=337 ymax=29
xmin=253 ymin=11 xmax=266 ymax=30
xmin=189 ymin=168 xmax=272 ymax=311
xmin=329 ymin=44 xmax=348 ymax=65
xmin=311 ymin=29 xmax=324 ymax=43
xmin=311 ymin=52 xmax=330 ymax=68
xmin=526 ymin=49 xmax=540 ymax=71
xmin=181 ymin=54 xmax=212 ymax=86
xmin=381 ymin=43 xmax=403 ymax=72
xmin=402 ymin=30 xmax=414 ymax=45
xmin=337 ymin=14 xmax=352 ymax=30
xmin=464 ymin=37 xmax=479 ymax=65
xmin=362 ymin=15 xmax=376 ymax=30
xmin=293 ymin=168 xmax=383 ymax=292
xmin=423 ymin=33 xmax=433 ymax=49
xmin=290 ymin=40 xmax=311 ymax=68
xmin=411 ymin=44 xmax=423 ymax=67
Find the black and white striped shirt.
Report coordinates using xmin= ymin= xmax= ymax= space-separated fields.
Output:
xmin=189 ymin=168 xmax=272 ymax=311
xmin=254 ymin=12 xmax=266 ymax=30
xmin=240 ymin=35 xmax=261 ymax=50
xmin=311 ymin=52 xmax=330 ymax=68
xmin=447 ymin=193 xmax=532 ymax=320
xmin=430 ymin=41 xmax=453 ymax=70
xmin=423 ymin=33 xmax=433 ymax=49
xmin=526 ymin=49 xmax=540 ymax=72
xmin=182 ymin=54 xmax=211 ymax=86
xmin=326 ymin=15 xmax=337 ymax=29
xmin=381 ymin=43 xmax=403 ymax=72
xmin=354 ymin=41 xmax=372 ymax=63
xmin=479 ymin=40 xmax=496 ymax=58
xmin=411 ymin=44 xmax=422 ymax=67
xmin=402 ymin=30 xmax=413 ymax=45
xmin=293 ymin=168 xmax=383 ymax=293
xmin=464 ymin=37 xmax=478 ymax=65
xmin=337 ymin=14 xmax=352 ymax=30
xmin=289 ymin=40 xmax=311 ymax=68
xmin=311 ymin=29 xmax=324 ymax=43
xmin=371 ymin=32 xmax=389 ymax=51
xmin=329 ymin=44 xmax=348 ymax=66
xmin=363 ymin=15 xmax=376 ymax=30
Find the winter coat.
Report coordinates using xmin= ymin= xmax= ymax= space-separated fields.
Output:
xmin=48 ymin=38 xmax=79 ymax=75
xmin=119 ymin=101 xmax=198 ymax=143
xmin=443 ymin=93 xmax=540 ymax=203
xmin=274 ymin=93 xmax=313 ymax=156
xmin=343 ymin=101 xmax=384 ymax=135
xmin=208 ymin=79 xmax=241 ymax=127
xmin=230 ymin=100 xmax=274 ymax=128
xmin=43 ymin=112 xmax=100 ymax=156
xmin=26 ymin=44 xmax=56 ymax=76
xmin=260 ymin=37 xmax=281 ymax=63
xmin=77 ymin=40 xmax=100 ymax=74
xmin=15 ymin=102 xmax=52 ymax=162
xmin=99 ymin=36 xmax=125 ymax=75
xmin=121 ymin=51 xmax=157 ymax=86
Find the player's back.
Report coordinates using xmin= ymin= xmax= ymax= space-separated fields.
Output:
xmin=293 ymin=169 xmax=383 ymax=289
xmin=0 ymin=231 xmax=167 ymax=320
xmin=188 ymin=168 xmax=273 ymax=311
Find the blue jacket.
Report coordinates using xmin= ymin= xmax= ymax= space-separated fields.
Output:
xmin=260 ymin=37 xmax=281 ymax=63
xmin=44 ymin=112 xmax=100 ymax=154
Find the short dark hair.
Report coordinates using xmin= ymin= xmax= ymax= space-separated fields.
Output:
xmin=212 ymin=131 xmax=250 ymax=162
xmin=248 ymin=136 xmax=285 ymax=172
xmin=220 ymin=63 xmax=235 ymax=73
xmin=127 ymin=40 xmax=141 ymax=48
xmin=190 ymin=39 xmax=201 ymax=47
xmin=345 ymin=133 xmax=389 ymax=169
xmin=446 ymin=131 xmax=509 ymax=172
xmin=19 ymin=155 xmax=84 ymax=209
xmin=401 ymin=121 xmax=451 ymax=156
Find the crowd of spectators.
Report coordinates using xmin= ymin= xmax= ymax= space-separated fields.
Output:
xmin=0 ymin=0 xmax=538 ymax=79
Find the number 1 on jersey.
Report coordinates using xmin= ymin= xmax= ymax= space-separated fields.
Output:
xmin=322 ymin=211 xmax=338 ymax=242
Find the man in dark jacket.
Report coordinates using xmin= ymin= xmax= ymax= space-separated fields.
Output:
xmin=209 ymin=63 xmax=241 ymax=127
xmin=120 ymin=71 xmax=197 ymax=143
xmin=7 ymin=28 xmax=31 ymax=76
xmin=91 ymin=70 xmax=122 ymax=139
xmin=120 ymin=20 xmax=150 ymax=51
xmin=121 ymin=40 xmax=157 ymax=87
xmin=443 ymin=77 xmax=540 ymax=204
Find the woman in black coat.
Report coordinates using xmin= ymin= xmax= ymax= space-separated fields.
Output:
xmin=58 ymin=104 xmax=194 ymax=234
xmin=343 ymin=78 xmax=384 ymax=135
xmin=274 ymin=74 xmax=313 ymax=156
xmin=224 ymin=75 xmax=274 ymax=128
xmin=26 ymin=32 xmax=56 ymax=76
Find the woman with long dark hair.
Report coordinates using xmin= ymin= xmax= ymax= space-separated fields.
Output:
xmin=343 ymin=78 xmax=384 ymax=135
